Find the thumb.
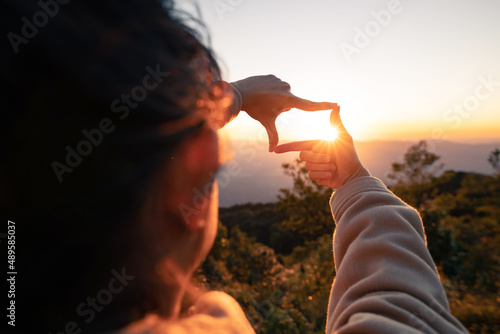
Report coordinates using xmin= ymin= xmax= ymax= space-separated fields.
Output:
xmin=264 ymin=121 xmax=279 ymax=152
xmin=330 ymin=105 xmax=352 ymax=142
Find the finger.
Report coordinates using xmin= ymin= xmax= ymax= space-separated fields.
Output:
xmin=315 ymin=178 xmax=331 ymax=187
xmin=311 ymin=140 xmax=334 ymax=154
xmin=299 ymin=150 xmax=330 ymax=163
xmin=274 ymin=140 xmax=320 ymax=153
xmin=265 ymin=121 xmax=279 ymax=152
xmin=288 ymin=95 xmax=337 ymax=112
xmin=330 ymin=106 xmax=352 ymax=142
xmin=305 ymin=162 xmax=336 ymax=172
xmin=309 ymin=171 xmax=332 ymax=179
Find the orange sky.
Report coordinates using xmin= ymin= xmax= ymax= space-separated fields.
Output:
xmin=178 ymin=0 xmax=500 ymax=144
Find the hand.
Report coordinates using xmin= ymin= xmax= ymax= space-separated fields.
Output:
xmin=231 ymin=75 xmax=336 ymax=152
xmin=274 ymin=106 xmax=370 ymax=189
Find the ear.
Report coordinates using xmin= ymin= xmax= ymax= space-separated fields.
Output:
xmin=164 ymin=126 xmax=219 ymax=233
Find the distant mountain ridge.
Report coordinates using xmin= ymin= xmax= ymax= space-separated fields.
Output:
xmin=217 ymin=139 xmax=500 ymax=207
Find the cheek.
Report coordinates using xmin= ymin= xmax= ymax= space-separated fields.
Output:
xmin=205 ymin=181 xmax=219 ymax=247
xmin=195 ymin=180 xmax=219 ymax=264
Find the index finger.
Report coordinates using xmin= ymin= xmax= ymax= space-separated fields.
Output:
xmin=274 ymin=140 xmax=320 ymax=153
xmin=288 ymin=95 xmax=337 ymax=112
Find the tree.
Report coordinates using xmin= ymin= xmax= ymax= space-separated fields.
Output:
xmin=197 ymin=149 xmax=500 ymax=333
xmin=488 ymin=148 xmax=500 ymax=173
xmin=388 ymin=141 xmax=443 ymax=207
xmin=278 ymin=159 xmax=334 ymax=245
xmin=388 ymin=140 xmax=443 ymax=185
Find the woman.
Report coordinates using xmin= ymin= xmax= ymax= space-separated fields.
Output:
xmin=1 ymin=0 xmax=466 ymax=333
xmin=1 ymin=0 xmax=330 ymax=332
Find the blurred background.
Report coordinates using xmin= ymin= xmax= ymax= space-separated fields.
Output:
xmin=176 ymin=0 xmax=500 ymax=206
xmin=179 ymin=2 xmax=499 ymax=333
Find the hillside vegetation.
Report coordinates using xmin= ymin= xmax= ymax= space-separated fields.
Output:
xmin=195 ymin=142 xmax=500 ymax=333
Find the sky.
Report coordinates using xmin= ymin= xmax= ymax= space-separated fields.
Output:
xmin=175 ymin=0 xmax=500 ymax=144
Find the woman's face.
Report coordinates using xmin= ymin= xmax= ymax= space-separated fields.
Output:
xmin=196 ymin=179 xmax=219 ymax=263
xmin=178 ymin=126 xmax=221 ymax=269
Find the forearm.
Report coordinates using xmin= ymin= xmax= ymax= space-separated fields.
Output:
xmin=327 ymin=176 xmax=467 ymax=333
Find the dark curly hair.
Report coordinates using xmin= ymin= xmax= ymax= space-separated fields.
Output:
xmin=0 ymin=0 xmax=224 ymax=332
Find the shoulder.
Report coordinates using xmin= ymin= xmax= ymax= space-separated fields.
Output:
xmin=117 ymin=292 xmax=255 ymax=334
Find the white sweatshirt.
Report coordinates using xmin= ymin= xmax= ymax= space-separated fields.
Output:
xmin=326 ymin=176 xmax=467 ymax=333
xmin=121 ymin=176 xmax=468 ymax=333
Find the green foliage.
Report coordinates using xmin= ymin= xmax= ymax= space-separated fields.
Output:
xmin=391 ymin=145 xmax=500 ymax=333
xmin=219 ymin=203 xmax=297 ymax=254
xmin=278 ymin=159 xmax=334 ymax=245
xmin=388 ymin=140 xmax=443 ymax=185
xmin=197 ymin=221 xmax=333 ymax=333
xmin=389 ymin=140 xmax=443 ymax=208
xmin=196 ymin=143 xmax=499 ymax=333
xmin=196 ymin=158 xmax=335 ymax=333
xmin=443 ymin=272 xmax=500 ymax=334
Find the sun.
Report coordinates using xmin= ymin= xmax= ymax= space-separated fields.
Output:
xmin=276 ymin=109 xmax=368 ymax=143
xmin=320 ymin=126 xmax=339 ymax=142
xmin=292 ymin=121 xmax=339 ymax=142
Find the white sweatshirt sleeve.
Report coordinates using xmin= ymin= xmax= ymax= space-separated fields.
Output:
xmin=326 ymin=176 xmax=468 ymax=334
